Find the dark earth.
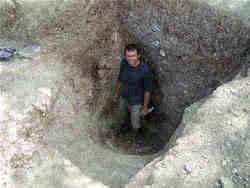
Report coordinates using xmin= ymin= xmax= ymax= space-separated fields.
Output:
xmin=103 ymin=110 xmax=175 ymax=155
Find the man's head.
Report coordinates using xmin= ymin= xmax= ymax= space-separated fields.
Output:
xmin=124 ymin=43 xmax=141 ymax=67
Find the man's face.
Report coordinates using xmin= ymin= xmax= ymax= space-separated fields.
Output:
xmin=125 ymin=50 xmax=140 ymax=67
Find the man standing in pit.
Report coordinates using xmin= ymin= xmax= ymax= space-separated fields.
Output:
xmin=113 ymin=43 xmax=153 ymax=144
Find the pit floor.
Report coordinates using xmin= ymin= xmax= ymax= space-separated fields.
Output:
xmin=103 ymin=111 xmax=174 ymax=156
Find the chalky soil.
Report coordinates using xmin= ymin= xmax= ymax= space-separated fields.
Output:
xmin=0 ymin=40 xmax=158 ymax=188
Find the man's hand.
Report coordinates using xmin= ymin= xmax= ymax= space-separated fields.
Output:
xmin=113 ymin=94 xmax=119 ymax=104
xmin=111 ymin=95 xmax=119 ymax=113
xmin=140 ymin=91 xmax=150 ymax=116
xmin=140 ymin=105 xmax=148 ymax=116
xmin=113 ymin=81 xmax=122 ymax=104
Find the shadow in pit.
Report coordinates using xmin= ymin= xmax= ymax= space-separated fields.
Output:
xmin=103 ymin=110 xmax=176 ymax=156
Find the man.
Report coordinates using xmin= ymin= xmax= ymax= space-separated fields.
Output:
xmin=113 ymin=43 xmax=153 ymax=144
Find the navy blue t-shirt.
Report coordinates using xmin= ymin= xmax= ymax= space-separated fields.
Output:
xmin=117 ymin=58 xmax=153 ymax=105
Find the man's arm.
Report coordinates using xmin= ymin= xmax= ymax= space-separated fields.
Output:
xmin=140 ymin=91 xmax=151 ymax=116
xmin=143 ymin=91 xmax=151 ymax=108
xmin=140 ymin=70 xmax=153 ymax=116
xmin=114 ymin=81 xmax=122 ymax=103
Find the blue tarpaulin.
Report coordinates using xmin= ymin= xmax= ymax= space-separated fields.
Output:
xmin=0 ymin=48 xmax=16 ymax=61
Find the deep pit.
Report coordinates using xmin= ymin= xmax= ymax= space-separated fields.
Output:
xmin=1 ymin=0 xmax=250 ymax=188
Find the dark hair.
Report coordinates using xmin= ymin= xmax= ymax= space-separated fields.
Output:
xmin=124 ymin=43 xmax=140 ymax=56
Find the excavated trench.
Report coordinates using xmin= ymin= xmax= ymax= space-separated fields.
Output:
xmin=1 ymin=0 xmax=248 ymax=158
xmin=95 ymin=66 xmax=178 ymax=156
xmin=1 ymin=0 xmax=250 ymax=187
xmin=60 ymin=41 xmax=176 ymax=156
